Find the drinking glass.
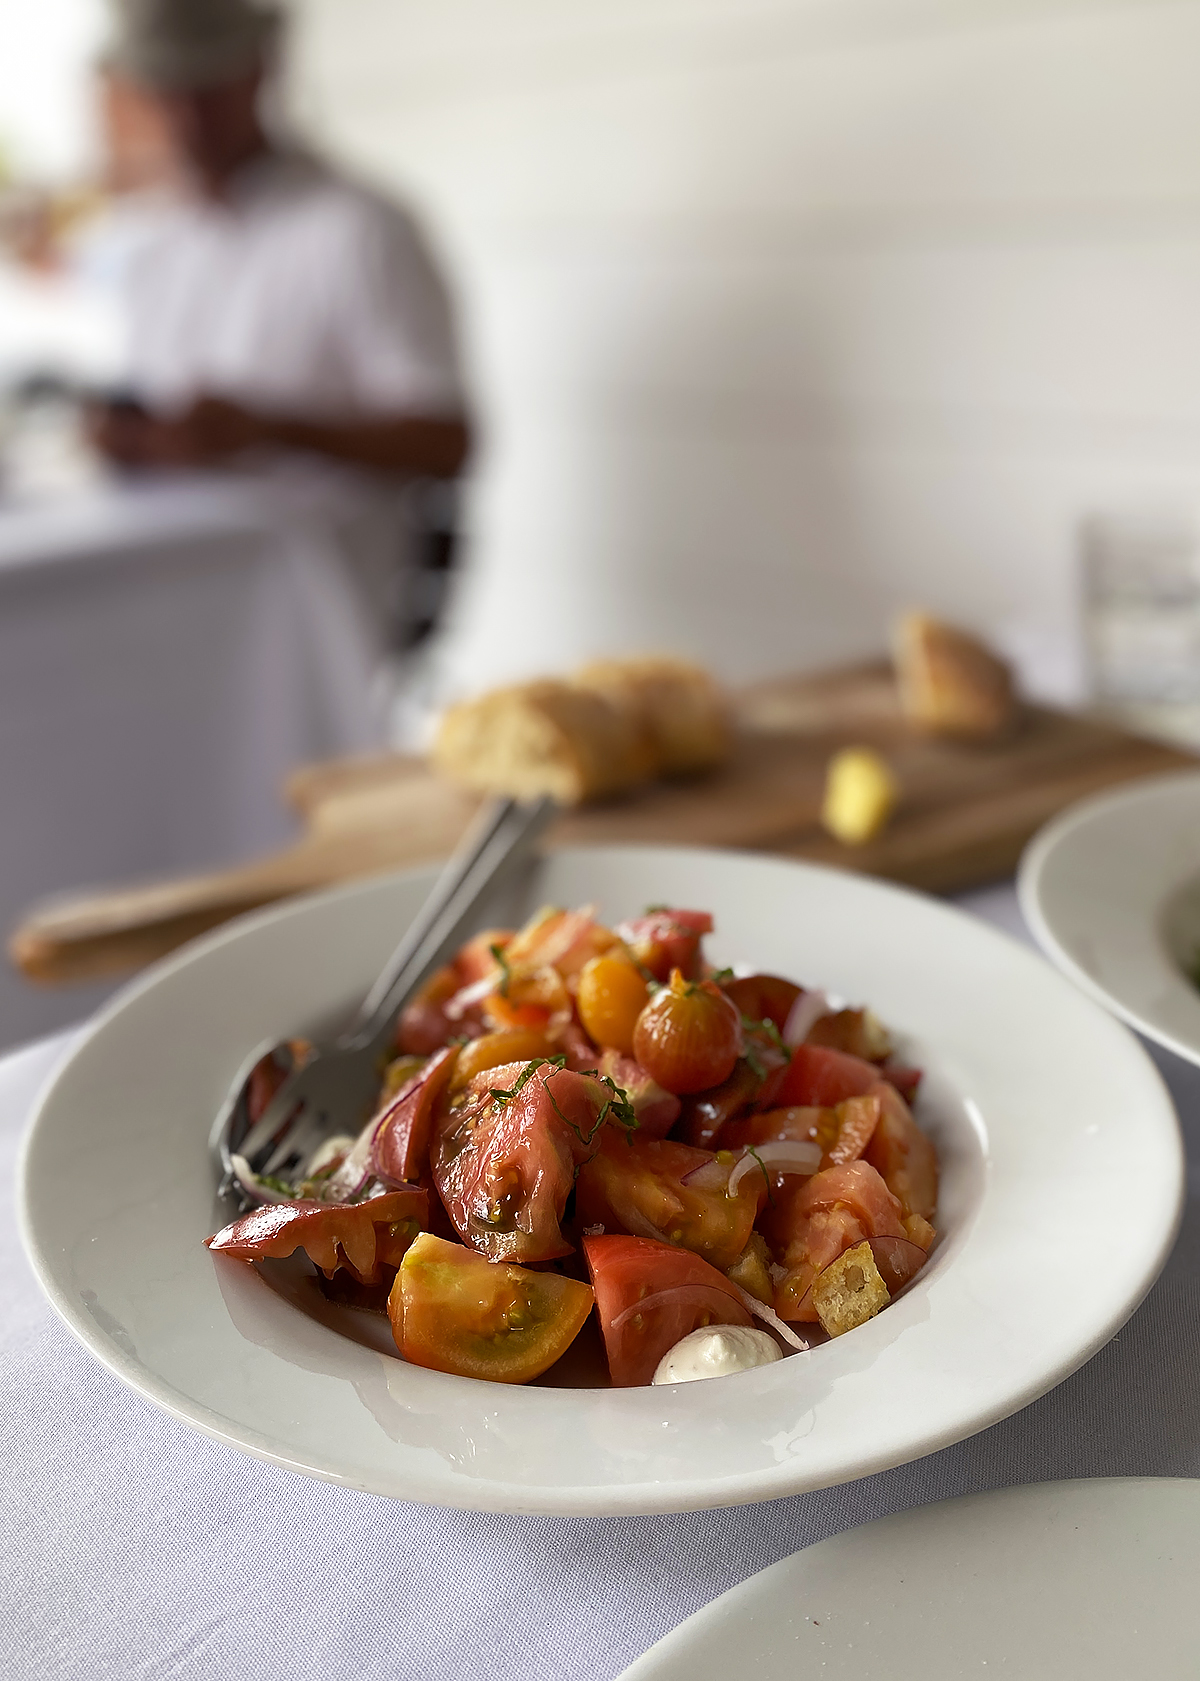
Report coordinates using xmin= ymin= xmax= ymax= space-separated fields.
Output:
xmin=1082 ymin=510 xmax=1200 ymax=748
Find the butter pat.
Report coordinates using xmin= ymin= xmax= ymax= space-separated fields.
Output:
xmin=821 ymin=747 xmax=898 ymax=846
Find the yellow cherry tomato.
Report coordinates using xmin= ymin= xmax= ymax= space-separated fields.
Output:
xmin=576 ymin=954 xmax=651 ymax=1055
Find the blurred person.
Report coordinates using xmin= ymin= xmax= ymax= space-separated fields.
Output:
xmin=87 ymin=0 xmax=469 ymax=480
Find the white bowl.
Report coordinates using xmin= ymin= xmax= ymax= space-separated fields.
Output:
xmin=18 ymin=846 xmax=1183 ymax=1515
xmin=1020 ymin=769 xmax=1200 ymax=1067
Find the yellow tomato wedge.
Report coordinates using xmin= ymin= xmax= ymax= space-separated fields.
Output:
xmin=450 ymin=1027 xmax=554 ymax=1091
xmin=390 ymin=1233 xmax=595 ymax=1384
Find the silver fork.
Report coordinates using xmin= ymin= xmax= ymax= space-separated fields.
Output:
xmin=210 ymin=793 xmax=557 ymax=1206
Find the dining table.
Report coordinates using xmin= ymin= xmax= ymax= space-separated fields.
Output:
xmin=4 ymin=878 xmax=1198 ymax=1680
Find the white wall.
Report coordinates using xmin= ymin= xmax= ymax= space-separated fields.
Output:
xmin=287 ymin=0 xmax=1200 ymax=696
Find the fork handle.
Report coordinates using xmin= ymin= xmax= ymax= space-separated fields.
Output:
xmin=345 ymin=794 xmax=557 ymax=1048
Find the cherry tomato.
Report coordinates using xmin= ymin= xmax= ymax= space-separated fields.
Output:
xmin=632 ymin=970 xmax=742 ymax=1095
xmin=391 ymin=1232 xmax=595 ymax=1383
xmin=574 ymin=1133 xmax=763 ymax=1271
xmin=584 ymin=1234 xmax=752 ymax=1387
xmin=616 ymin=909 xmax=713 ymax=983
xmin=430 ymin=1059 xmax=609 ymax=1262
xmin=863 ymin=1082 xmax=938 ymax=1221
xmin=576 ymin=954 xmax=651 ymax=1055
xmin=205 ymin=1186 xmax=428 ymax=1285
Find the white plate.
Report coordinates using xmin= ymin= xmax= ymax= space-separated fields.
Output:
xmin=619 ymin=1477 xmax=1200 ymax=1678
xmin=1020 ymin=769 xmax=1200 ymax=1067
xmin=17 ymin=846 xmax=1182 ymax=1515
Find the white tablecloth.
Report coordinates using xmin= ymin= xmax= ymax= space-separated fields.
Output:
xmin=0 ymin=464 xmax=404 ymax=1047
xmin=4 ymin=886 xmax=1198 ymax=1681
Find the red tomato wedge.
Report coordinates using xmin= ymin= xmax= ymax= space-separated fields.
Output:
xmin=371 ymin=1046 xmax=459 ymax=1184
xmin=722 ymin=1092 xmax=881 ymax=1170
xmin=584 ymin=1234 xmax=752 ymax=1387
xmin=205 ymin=1186 xmax=428 ymax=1285
xmin=863 ymin=1081 xmax=939 ymax=1221
xmin=575 ymin=1133 xmax=763 ymax=1271
xmin=396 ymin=963 xmax=475 ymax=1055
xmin=880 ymin=1062 xmax=923 ymax=1104
xmin=596 ymin=1051 xmax=680 ymax=1139
xmin=677 ymin=1019 xmax=790 ymax=1149
xmin=430 ymin=1059 xmax=609 ymax=1262
xmin=720 ymin=974 xmax=802 ymax=1034
xmin=764 ymin=1161 xmax=906 ymax=1321
xmin=773 ymin=1043 xmax=880 ymax=1109
xmin=390 ymin=1232 xmax=595 ymax=1383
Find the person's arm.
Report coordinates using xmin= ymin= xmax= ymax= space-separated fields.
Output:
xmin=88 ymin=394 xmax=470 ymax=477
xmin=267 ymin=409 xmax=469 ymax=477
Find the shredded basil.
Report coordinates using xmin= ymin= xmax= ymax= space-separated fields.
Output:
xmin=745 ymin=1144 xmax=774 ymax=1205
xmin=490 ymin=1056 xmax=566 ymax=1107
xmin=490 ymin=942 xmax=513 ymax=998
xmin=257 ymin=1172 xmax=296 ymax=1196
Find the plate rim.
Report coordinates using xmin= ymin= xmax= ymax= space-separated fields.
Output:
xmin=616 ymin=1475 xmax=1200 ymax=1677
xmin=1018 ymin=767 xmax=1200 ymax=1067
xmin=17 ymin=843 xmax=1186 ymax=1515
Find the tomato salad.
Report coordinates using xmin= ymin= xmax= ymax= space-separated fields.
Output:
xmin=206 ymin=904 xmax=939 ymax=1387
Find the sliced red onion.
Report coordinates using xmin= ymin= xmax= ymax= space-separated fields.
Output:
xmin=725 ymin=1279 xmax=811 ymax=1352
xmin=680 ymin=1157 xmax=732 ymax=1192
xmin=783 ymin=988 xmax=831 ymax=1047
xmin=866 ymin=1235 xmax=929 ymax=1294
xmin=610 ymin=1284 xmax=750 ymax=1334
xmin=321 ymin=1106 xmax=398 ymax=1204
xmin=230 ymin=1153 xmax=298 ymax=1206
xmin=727 ymin=1140 xmax=822 ymax=1195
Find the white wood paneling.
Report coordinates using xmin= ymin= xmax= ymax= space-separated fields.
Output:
xmin=283 ymin=0 xmax=1200 ymax=692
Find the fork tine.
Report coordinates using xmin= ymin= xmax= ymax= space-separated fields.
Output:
xmin=233 ymin=1085 xmax=304 ymax=1169
xmin=216 ymin=793 xmax=558 ymax=1198
xmin=258 ymin=1107 xmax=329 ymax=1178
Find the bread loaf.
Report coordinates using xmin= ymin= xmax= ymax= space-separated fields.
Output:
xmin=893 ymin=613 xmax=1017 ymax=741
xmin=432 ymin=680 xmax=655 ymax=805
xmin=573 ymin=656 xmax=730 ymax=776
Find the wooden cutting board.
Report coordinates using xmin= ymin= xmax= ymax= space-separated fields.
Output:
xmin=11 ymin=661 xmax=1193 ymax=986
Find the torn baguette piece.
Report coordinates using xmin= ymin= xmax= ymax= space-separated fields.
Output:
xmin=811 ymin=1241 xmax=891 ymax=1338
xmin=893 ymin=612 xmax=1018 ymax=741
xmin=573 ymin=655 xmax=730 ymax=777
xmin=432 ymin=680 xmax=654 ymax=805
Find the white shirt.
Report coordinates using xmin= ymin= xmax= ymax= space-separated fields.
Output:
xmin=106 ymin=150 xmax=464 ymax=422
